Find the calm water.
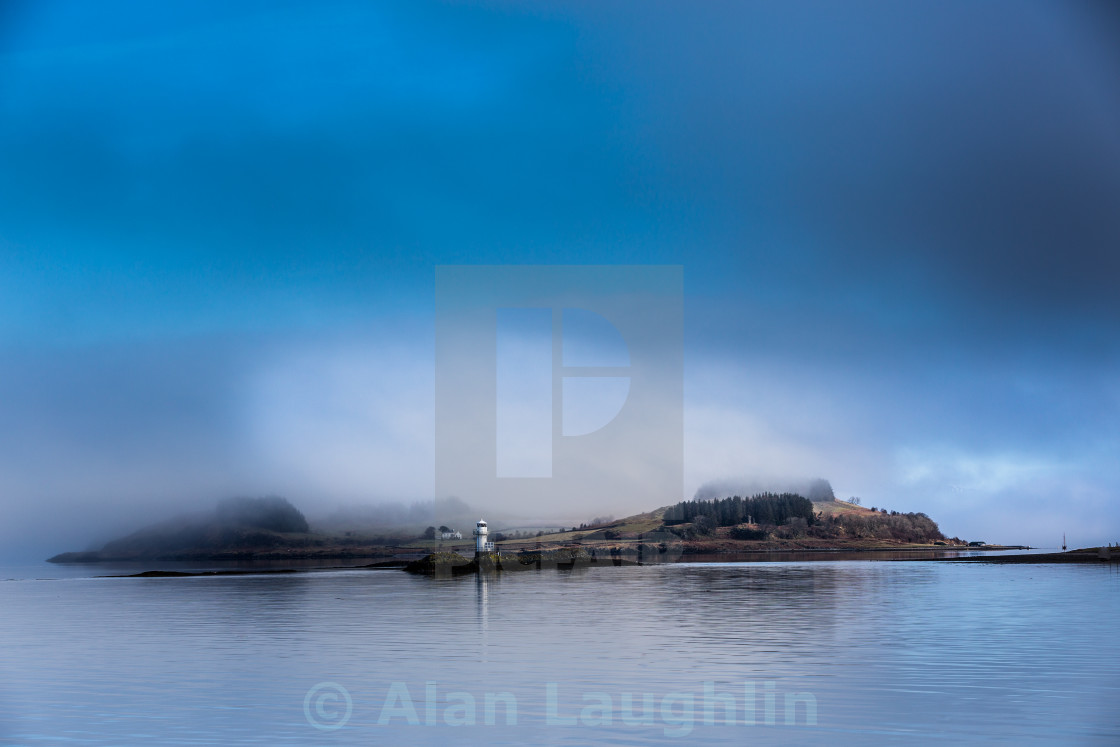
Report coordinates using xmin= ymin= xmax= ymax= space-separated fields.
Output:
xmin=1 ymin=559 xmax=1118 ymax=745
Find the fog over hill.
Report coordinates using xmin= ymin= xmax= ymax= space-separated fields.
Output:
xmin=311 ymin=496 xmax=481 ymax=535
xmin=694 ymin=478 xmax=837 ymax=504
xmin=48 ymin=496 xmax=313 ymax=562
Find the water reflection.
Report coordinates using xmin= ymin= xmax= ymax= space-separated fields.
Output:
xmin=1 ymin=560 xmax=1117 ymax=744
xmin=477 ymin=571 xmax=489 ymax=638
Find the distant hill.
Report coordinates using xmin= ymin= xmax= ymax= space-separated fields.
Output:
xmin=49 ymin=496 xmax=315 ymax=562
xmin=654 ymin=492 xmax=951 ymax=546
xmin=48 ymin=487 xmax=964 ymax=563
xmin=48 ymin=494 xmax=503 ymax=563
xmin=506 ymin=492 xmax=959 ymax=552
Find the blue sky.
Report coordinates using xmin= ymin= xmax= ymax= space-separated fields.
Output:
xmin=2 ymin=0 xmax=1119 ymax=556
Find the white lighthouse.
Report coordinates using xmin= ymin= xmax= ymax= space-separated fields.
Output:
xmin=474 ymin=519 xmax=494 ymax=554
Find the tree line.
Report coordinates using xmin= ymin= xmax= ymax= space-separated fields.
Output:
xmin=662 ymin=493 xmax=816 ymax=528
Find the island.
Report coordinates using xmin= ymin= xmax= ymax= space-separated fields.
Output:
xmin=49 ymin=490 xmax=1111 ymax=576
xmin=48 ymin=489 xmax=984 ymax=564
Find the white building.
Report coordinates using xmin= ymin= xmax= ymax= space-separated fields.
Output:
xmin=474 ymin=519 xmax=495 ymax=553
xmin=440 ymin=530 xmax=462 ymax=540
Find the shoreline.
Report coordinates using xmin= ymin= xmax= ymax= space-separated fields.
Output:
xmin=48 ymin=542 xmax=1027 ymax=566
xmin=936 ymin=548 xmax=1119 ymax=564
xmin=71 ymin=545 xmax=1099 ymax=579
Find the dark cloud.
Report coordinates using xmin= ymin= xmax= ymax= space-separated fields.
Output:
xmin=560 ymin=0 xmax=1120 ymax=347
xmin=1 ymin=1 xmax=1117 ymax=553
